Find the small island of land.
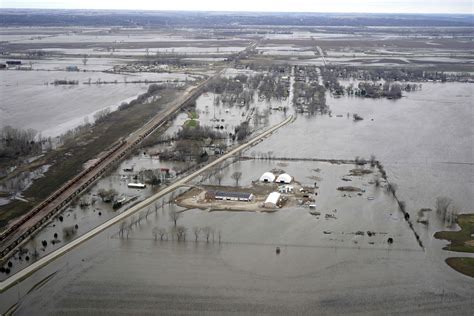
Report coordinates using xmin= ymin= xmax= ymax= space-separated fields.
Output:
xmin=435 ymin=214 xmax=474 ymax=278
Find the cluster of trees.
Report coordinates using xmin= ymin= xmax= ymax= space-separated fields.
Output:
xmin=324 ymin=66 xmax=472 ymax=83
xmin=234 ymin=121 xmax=251 ymax=141
xmin=293 ymin=81 xmax=327 ymax=114
xmin=252 ymin=73 xmax=289 ymax=100
xmin=97 ymin=188 xmax=118 ymax=202
xmin=118 ymin=83 xmax=167 ymax=111
xmin=207 ymin=72 xmax=289 ymax=107
xmin=176 ymin=125 xmax=225 ymax=141
xmin=93 ymin=108 xmax=111 ymax=124
xmin=0 ymin=126 xmax=44 ymax=159
xmin=207 ymin=75 xmax=256 ymax=107
xmin=150 ymin=210 xmax=222 ymax=243
xmin=139 ymin=169 xmax=163 ymax=186
xmin=206 ymin=76 xmax=245 ymax=95
xmin=355 ymin=81 xmax=403 ymax=99
xmin=52 ymin=79 xmax=79 ymax=85
xmin=436 ymin=197 xmax=459 ymax=227
xmin=321 ymin=68 xmax=345 ymax=95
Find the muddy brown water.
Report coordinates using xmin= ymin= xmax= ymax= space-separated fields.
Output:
xmin=0 ymin=82 xmax=473 ymax=314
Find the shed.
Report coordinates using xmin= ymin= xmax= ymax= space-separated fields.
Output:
xmin=259 ymin=172 xmax=276 ymax=183
xmin=276 ymin=173 xmax=292 ymax=184
xmin=264 ymin=192 xmax=281 ymax=208
xmin=206 ymin=190 xmax=254 ymax=202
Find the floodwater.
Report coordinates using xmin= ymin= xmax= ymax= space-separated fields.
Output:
xmin=0 ymin=151 xmax=187 ymax=280
xmin=0 ymin=69 xmax=192 ymax=137
xmin=0 ymin=81 xmax=473 ymax=314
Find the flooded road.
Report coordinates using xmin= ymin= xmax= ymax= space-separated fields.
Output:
xmin=0 ymin=80 xmax=473 ymax=314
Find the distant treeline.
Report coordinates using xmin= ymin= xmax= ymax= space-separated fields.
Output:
xmin=325 ymin=66 xmax=472 ymax=83
xmin=1 ymin=10 xmax=473 ymax=27
xmin=52 ymin=79 xmax=78 ymax=85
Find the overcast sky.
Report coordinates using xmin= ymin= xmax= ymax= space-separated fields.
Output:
xmin=1 ymin=0 xmax=473 ymax=14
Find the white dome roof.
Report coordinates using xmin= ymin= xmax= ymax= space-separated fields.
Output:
xmin=276 ymin=173 xmax=292 ymax=183
xmin=259 ymin=172 xmax=276 ymax=182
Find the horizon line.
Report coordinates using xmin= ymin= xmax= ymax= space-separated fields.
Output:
xmin=0 ymin=7 xmax=473 ymax=15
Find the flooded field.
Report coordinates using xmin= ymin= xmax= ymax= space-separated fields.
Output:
xmin=0 ymin=69 xmax=193 ymax=136
xmin=0 ymin=13 xmax=473 ymax=314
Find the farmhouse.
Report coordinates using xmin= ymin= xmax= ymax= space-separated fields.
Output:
xmin=264 ymin=192 xmax=281 ymax=208
xmin=276 ymin=173 xmax=292 ymax=184
xmin=259 ymin=172 xmax=276 ymax=182
xmin=206 ymin=190 xmax=254 ymax=202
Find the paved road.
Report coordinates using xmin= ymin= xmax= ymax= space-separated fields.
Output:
xmin=0 ymin=71 xmax=222 ymax=262
xmin=0 ymin=114 xmax=293 ymax=292
xmin=316 ymin=46 xmax=327 ymax=66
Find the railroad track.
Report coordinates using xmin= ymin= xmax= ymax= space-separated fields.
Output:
xmin=0 ymin=70 xmax=221 ymax=262
xmin=0 ymin=115 xmax=293 ymax=292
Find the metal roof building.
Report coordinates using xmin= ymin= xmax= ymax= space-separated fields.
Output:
xmin=207 ymin=190 xmax=254 ymax=202
xmin=276 ymin=173 xmax=292 ymax=184
xmin=259 ymin=172 xmax=276 ymax=183
xmin=264 ymin=192 xmax=281 ymax=208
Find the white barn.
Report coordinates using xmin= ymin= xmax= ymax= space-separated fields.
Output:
xmin=259 ymin=172 xmax=276 ymax=183
xmin=264 ymin=192 xmax=281 ymax=208
xmin=276 ymin=173 xmax=292 ymax=184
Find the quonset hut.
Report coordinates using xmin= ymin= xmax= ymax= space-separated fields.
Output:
xmin=264 ymin=192 xmax=281 ymax=208
xmin=259 ymin=172 xmax=276 ymax=183
xmin=276 ymin=173 xmax=292 ymax=184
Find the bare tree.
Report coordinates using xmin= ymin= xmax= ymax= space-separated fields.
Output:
xmin=436 ymin=197 xmax=452 ymax=221
xmin=445 ymin=204 xmax=458 ymax=227
xmin=369 ymin=154 xmax=376 ymax=167
xmin=152 ymin=227 xmax=159 ymax=240
xmin=214 ymin=172 xmax=224 ymax=185
xmin=386 ymin=183 xmax=397 ymax=197
xmin=193 ymin=227 xmax=201 ymax=242
xmin=82 ymin=55 xmax=88 ymax=66
xmin=374 ymin=175 xmax=381 ymax=187
xmin=203 ymin=226 xmax=213 ymax=243
xmin=231 ymin=171 xmax=242 ymax=187
xmin=175 ymin=226 xmax=187 ymax=241
xmin=158 ymin=228 xmax=168 ymax=240
xmin=169 ymin=209 xmax=181 ymax=227
xmin=119 ymin=221 xmax=127 ymax=237
xmin=146 ymin=207 xmax=151 ymax=220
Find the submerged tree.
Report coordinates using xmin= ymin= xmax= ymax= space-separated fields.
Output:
xmin=169 ymin=209 xmax=181 ymax=227
xmin=214 ymin=172 xmax=224 ymax=185
xmin=193 ymin=227 xmax=201 ymax=242
xmin=436 ymin=197 xmax=452 ymax=221
xmin=231 ymin=171 xmax=242 ymax=187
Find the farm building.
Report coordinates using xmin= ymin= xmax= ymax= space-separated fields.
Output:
xmin=278 ymin=185 xmax=294 ymax=193
xmin=127 ymin=182 xmax=146 ymax=189
xmin=206 ymin=190 xmax=254 ymax=202
xmin=264 ymin=192 xmax=281 ymax=208
xmin=259 ymin=172 xmax=276 ymax=183
xmin=6 ymin=60 xmax=21 ymax=65
xmin=276 ymin=173 xmax=292 ymax=184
